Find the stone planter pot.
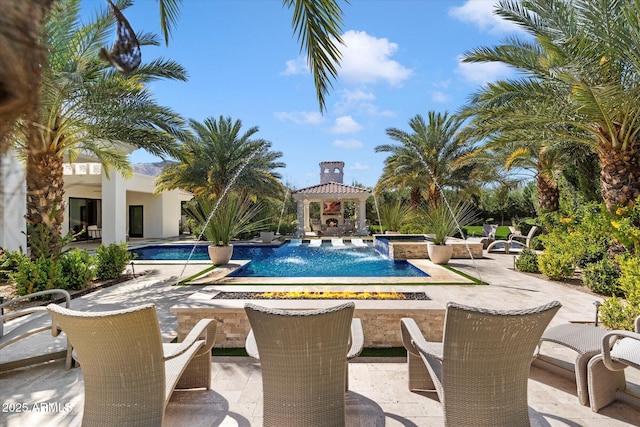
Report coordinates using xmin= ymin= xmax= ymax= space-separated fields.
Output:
xmin=208 ymin=245 xmax=233 ymax=265
xmin=260 ymin=231 xmax=275 ymax=243
xmin=427 ymin=243 xmax=453 ymax=265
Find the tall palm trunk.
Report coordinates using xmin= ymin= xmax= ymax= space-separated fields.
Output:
xmin=25 ymin=144 xmax=65 ymax=259
xmin=0 ymin=0 xmax=53 ymax=153
xmin=598 ymin=143 xmax=640 ymax=210
xmin=537 ymin=174 xmax=559 ymax=212
xmin=409 ymin=187 xmax=423 ymax=207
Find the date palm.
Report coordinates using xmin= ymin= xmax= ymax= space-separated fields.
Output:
xmin=463 ymin=0 xmax=640 ymax=210
xmin=12 ymin=0 xmax=186 ymax=258
xmin=155 ymin=116 xmax=285 ymax=201
xmin=375 ymin=112 xmax=478 ymax=206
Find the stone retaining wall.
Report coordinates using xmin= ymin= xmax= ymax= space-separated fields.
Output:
xmin=173 ymin=304 xmax=445 ymax=348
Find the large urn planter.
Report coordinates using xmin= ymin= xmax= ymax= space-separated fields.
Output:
xmin=260 ymin=231 xmax=275 ymax=243
xmin=427 ymin=243 xmax=453 ymax=265
xmin=208 ymin=245 xmax=233 ymax=265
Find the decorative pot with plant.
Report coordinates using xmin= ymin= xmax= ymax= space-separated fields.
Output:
xmin=420 ymin=200 xmax=476 ymax=264
xmin=185 ymin=194 xmax=268 ymax=265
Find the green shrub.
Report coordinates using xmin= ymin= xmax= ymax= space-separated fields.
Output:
xmin=599 ymin=255 xmax=640 ymax=330
xmin=582 ymin=258 xmax=621 ymax=296
xmin=515 ymin=247 xmax=539 ymax=273
xmin=0 ymin=250 xmax=28 ymax=282
xmin=537 ymin=250 xmax=574 ymax=281
xmin=598 ymin=297 xmax=640 ymax=331
xmin=60 ymin=249 xmax=94 ymax=290
xmin=11 ymin=256 xmax=65 ymax=296
xmin=94 ymin=243 xmax=131 ymax=280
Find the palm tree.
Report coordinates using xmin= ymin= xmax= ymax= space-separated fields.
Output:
xmin=0 ymin=0 xmax=346 ymax=153
xmin=156 ymin=0 xmax=344 ymax=112
xmin=155 ymin=116 xmax=286 ymax=201
xmin=460 ymin=90 xmax=582 ymax=212
xmin=12 ymin=0 xmax=187 ymax=258
xmin=462 ymin=0 xmax=640 ymax=210
xmin=375 ymin=112 xmax=478 ymax=206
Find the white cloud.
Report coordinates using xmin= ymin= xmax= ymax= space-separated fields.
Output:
xmin=281 ymin=57 xmax=308 ymax=75
xmin=334 ymin=89 xmax=396 ymax=117
xmin=274 ymin=111 xmax=326 ymax=125
xmin=342 ymin=89 xmax=376 ymax=103
xmin=338 ymin=30 xmax=413 ymax=86
xmin=432 ymin=91 xmax=451 ymax=103
xmin=449 ymin=0 xmax=522 ymax=34
xmin=332 ymin=138 xmax=363 ymax=149
xmin=433 ymin=79 xmax=452 ymax=89
xmin=455 ymin=55 xmax=513 ymax=85
xmin=330 ymin=116 xmax=363 ymax=134
xmin=349 ymin=162 xmax=369 ymax=171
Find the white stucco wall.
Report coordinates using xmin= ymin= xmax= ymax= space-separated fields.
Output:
xmin=63 ymin=166 xmax=192 ymax=243
xmin=0 ymin=152 xmax=27 ymax=252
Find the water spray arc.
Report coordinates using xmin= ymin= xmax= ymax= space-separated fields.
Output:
xmin=372 ymin=192 xmax=384 ymax=234
xmin=276 ymin=188 xmax=289 ymax=235
xmin=406 ymin=143 xmax=483 ymax=282
xmin=179 ymin=149 xmax=260 ymax=278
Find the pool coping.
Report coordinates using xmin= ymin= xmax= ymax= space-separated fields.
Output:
xmin=176 ymin=258 xmax=475 ymax=285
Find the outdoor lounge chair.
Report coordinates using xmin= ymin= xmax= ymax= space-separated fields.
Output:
xmin=401 ymin=300 xmax=561 ymax=427
xmin=86 ymin=224 xmax=101 ymax=239
xmin=47 ymin=303 xmax=216 ymax=427
xmin=1 ymin=289 xmax=72 ymax=370
xmin=308 ymin=239 xmax=322 ymax=247
xmin=331 ymin=237 xmax=346 ymax=247
xmin=587 ymin=315 xmax=640 ymax=412
xmin=486 ymin=225 xmax=539 ymax=254
xmin=350 ymin=238 xmax=368 ymax=247
xmin=244 ymin=302 xmax=364 ymax=427
xmin=465 ymin=223 xmax=497 ymax=249
xmin=536 ymin=321 xmax=614 ymax=406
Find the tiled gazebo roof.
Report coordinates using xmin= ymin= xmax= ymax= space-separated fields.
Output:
xmin=292 ymin=182 xmax=370 ymax=197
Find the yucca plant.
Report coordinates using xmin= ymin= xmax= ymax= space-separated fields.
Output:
xmin=185 ymin=194 xmax=268 ymax=246
xmin=378 ymin=199 xmax=413 ymax=233
xmin=417 ymin=200 xmax=477 ymax=245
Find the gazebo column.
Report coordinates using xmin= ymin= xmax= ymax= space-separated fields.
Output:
xmin=357 ymin=199 xmax=367 ymax=235
xmin=303 ymin=200 xmax=310 ymax=234
xmin=296 ymin=199 xmax=304 ymax=236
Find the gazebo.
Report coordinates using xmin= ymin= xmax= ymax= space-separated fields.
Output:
xmin=292 ymin=161 xmax=371 ymax=236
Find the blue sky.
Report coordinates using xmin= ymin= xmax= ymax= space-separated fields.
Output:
xmin=81 ymin=0 xmax=521 ymax=189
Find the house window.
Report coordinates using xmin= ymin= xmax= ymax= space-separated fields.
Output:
xmin=69 ymin=197 xmax=102 ymax=237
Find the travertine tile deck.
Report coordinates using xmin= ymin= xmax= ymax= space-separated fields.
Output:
xmin=1 ymin=251 xmax=640 ymax=426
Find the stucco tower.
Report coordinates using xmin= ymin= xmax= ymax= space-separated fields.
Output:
xmin=319 ymin=161 xmax=344 ymax=184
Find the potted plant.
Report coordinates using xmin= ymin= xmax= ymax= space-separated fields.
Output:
xmin=185 ymin=194 xmax=268 ymax=265
xmin=419 ymin=200 xmax=476 ymax=264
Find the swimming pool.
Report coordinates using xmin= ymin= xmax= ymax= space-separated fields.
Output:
xmin=130 ymin=243 xmax=428 ymax=278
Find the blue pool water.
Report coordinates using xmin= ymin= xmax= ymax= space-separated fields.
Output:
xmin=130 ymin=243 xmax=428 ymax=278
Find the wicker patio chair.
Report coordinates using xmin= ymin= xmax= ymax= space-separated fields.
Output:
xmin=587 ymin=315 xmax=640 ymax=412
xmin=536 ymin=321 xmax=612 ymax=406
xmin=1 ymin=289 xmax=72 ymax=370
xmin=47 ymin=303 xmax=216 ymax=427
xmin=401 ymin=300 xmax=561 ymax=427
xmin=486 ymin=225 xmax=539 ymax=254
xmin=244 ymin=302 xmax=363 ymax=427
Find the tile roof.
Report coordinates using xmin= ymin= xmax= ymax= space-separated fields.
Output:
xmin=293 ymin=181 xmax=371 ymax=195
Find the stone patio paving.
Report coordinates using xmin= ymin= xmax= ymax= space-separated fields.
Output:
xmin=1 ymin=249 xmax=640 ymax=426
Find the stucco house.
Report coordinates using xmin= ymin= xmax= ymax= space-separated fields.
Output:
xmin=0 ymin=151 xmax=191 ymax=253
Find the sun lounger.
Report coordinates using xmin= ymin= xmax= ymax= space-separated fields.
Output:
xmin=331 ymin=238 xmax=346 ymax=247
xmin=350 ymin=238 xmax=368 ymax=247
xmin=308 ymin=239 xmax=322 ymax=247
